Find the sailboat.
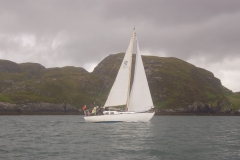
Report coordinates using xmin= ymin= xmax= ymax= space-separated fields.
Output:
xmin=84 ymin=29 xmax=155 ymax=122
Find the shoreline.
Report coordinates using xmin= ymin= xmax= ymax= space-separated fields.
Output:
xmin=155 ymin=112 xmax=240 ymax=116
xmin=1 ymin=102 xmax=239 ymax=116
xmin=0 ymin=111 xmax=239 ymax=116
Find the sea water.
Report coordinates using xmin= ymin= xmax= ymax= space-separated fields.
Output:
xmin=0 ymin=116 xmax=240 ymax=160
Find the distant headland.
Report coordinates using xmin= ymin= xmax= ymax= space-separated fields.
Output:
xmin=0 ymin=53 xmax=239 ymax=115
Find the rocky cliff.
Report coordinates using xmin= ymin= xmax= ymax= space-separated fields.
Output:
xmin=0 ymin=60 xmax=22 ymax=73
xmin=0 ymin=102 xmax=79 ymax=115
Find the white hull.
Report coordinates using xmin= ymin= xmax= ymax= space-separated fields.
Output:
xmin=84 ymin=112 xmax=155 ymax=123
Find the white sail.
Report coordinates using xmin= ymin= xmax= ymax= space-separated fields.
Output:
xmin=104 ymin=31 xmax=134 ymax=107
xmin=84 ymin=30 xmax=155 ymax=123
xmin=128 ymin=37 xmax=154 ymax=112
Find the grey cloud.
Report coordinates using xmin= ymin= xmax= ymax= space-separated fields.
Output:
xmin=0 ymin=0 xmax=240 ymax=91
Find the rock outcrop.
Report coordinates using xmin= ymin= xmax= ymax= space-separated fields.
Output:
xmin=19 ymin=63 xmax=45 ymax=75
xmin=0 ymin=102 xmax=80 ymax=115
xmin=0 ymin=60 xmax=22 ymax=73
xmin=155 ymin=100 xmax=239 ymax=115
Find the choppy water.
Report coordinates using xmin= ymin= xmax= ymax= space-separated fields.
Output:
xmin=0 ymin=116 xmax=240 ymax=160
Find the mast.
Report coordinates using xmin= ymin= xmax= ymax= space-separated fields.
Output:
xmin=126 ymin=28 xmax=135 ymax=109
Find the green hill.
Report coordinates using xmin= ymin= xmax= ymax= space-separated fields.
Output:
xmin=0 ymin=53 xmax=239 ymax=113
xmin=226 ymin=92 xmax=240 ymax=110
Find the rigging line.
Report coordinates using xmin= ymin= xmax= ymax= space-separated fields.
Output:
xmin=93 ymin=53 xmax=123 ymax=105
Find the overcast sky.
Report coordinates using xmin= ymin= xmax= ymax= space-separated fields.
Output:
xmin=0 ymin=0 xmax=240 ymax=92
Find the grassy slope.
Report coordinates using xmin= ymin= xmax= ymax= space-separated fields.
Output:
xmin=0 ymin=66 xmax=102 ymax=108
xmin=226 ymin=92 xmax=240 ymax=110
xmin=145 ymin=56 xmax=225 ymax=109
xmin=93 ymin=53 xmax=231 ymax=109
xmin=0 ymin=54 xmax=239 ymax=110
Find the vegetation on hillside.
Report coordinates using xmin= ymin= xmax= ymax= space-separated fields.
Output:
xmin=0 ymin=53 xmax=239 ymax=111
xmin=226 ymin=92 xmax=240 ymax=110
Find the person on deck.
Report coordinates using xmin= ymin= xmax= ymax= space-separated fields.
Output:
xmin=87 ymin=110 xmax=91 ymax=116
xmin=96 ymin=106 xmax=104 ymax=115
xmin=92 ymin=107 xmax=97 ymax=115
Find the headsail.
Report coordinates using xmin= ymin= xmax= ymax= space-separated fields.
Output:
xmin=104 ymin=31 xmax=135 ymax=107
xmin=128 ymin=36 xmax=154 ymax=112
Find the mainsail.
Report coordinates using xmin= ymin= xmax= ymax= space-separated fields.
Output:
xmin=128 ymin=36 xmax=154 ymax=112
xmin=104 ymin=31 xmax=135 ymax=107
